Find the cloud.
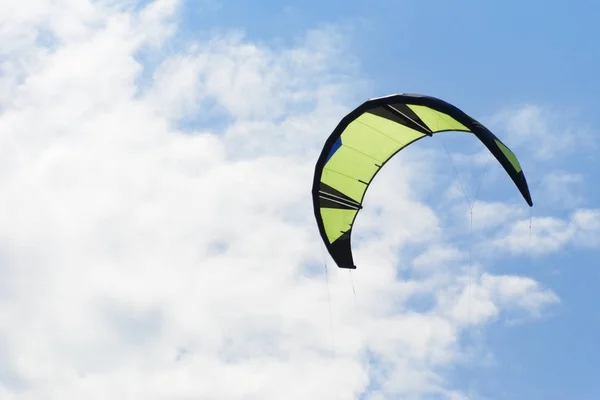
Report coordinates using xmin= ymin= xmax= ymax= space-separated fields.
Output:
xmin=437 ymin=273 xmax=559 ymax=325
xmin=470 ymin=201 xmax=528 ymax=232
xmin=535 ymin=170 xmax=585 ymax=209
xmin=0 ymin=1 xmax=567 ymax=399
xmin=412 ymin=244 xmax=465 ymax=270
xmin=491 ymin=209 xmax=600 ymax=255
xmin=489 ymin=103 xmax=595 ymax=161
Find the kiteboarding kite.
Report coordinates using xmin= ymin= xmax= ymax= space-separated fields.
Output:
xmin=312 ymin=93 xmax=532 ymax=270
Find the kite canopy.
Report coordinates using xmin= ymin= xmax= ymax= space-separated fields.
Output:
xmin=311 ymin=93 xmax=532 ymax=270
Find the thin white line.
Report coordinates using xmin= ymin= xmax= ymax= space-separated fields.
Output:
xmin=319 ymin=190 xmax=361 ymax=206
xmin=319 ymin=194 xmax=360 ymax=210
xmin=387 ymin=104 xmax=432 ymax=134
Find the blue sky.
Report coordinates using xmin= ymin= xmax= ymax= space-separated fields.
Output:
xmin=182 ymin=0 xmax=600 ymax=114
xmin=1 ymin=0 xmax=599 ymax=399
xmin=177 ymin=2 xmax=600 ymax=397
xmin=189 ymin=1 xmax=600 ymax=398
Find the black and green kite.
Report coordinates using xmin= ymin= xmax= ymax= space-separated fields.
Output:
xmin=311 ymin=93 xmax=532 ymax=270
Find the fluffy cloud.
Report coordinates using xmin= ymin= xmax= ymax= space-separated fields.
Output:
xmin=0 ymin=1 xmax=571 ymax=399
xmin=491 ymin=209 xmax=600 ymax=255
xmin=536 ymin=170 xmax=585 ymax=209
xmin=489 ymin=104 xmax=594 ymax=161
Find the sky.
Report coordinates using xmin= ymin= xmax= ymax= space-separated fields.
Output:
xmin=0 ymin=0 xmax=599 ymax=399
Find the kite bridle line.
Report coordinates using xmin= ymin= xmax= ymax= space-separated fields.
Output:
xmin=320 ymin=242 xmax=339 ymax=399
xmin=442 ymin=139 xmax=540 ymax=400
xmin=349 ymin=269 xmax=356 ymax=309
xmin=441 ymin=135 xmax=494 ymax=399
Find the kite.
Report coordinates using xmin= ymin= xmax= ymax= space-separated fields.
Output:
xmin=311 ymin=93 xmax=532 ymax=270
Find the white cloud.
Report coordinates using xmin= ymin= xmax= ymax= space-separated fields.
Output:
xmin=491 ymin=209 xmax=600 ymax=255
xmin=434 ymin=271 xmax=558 ymax=325
xmin=412 ymin=244 xmax=465 ymax=270
xmin=470 ymin=201 xmax=528 ymax=232
xmin=489 ymin=104 xmax=595 ymax=161
xmin=0 ymin=1 xmax=567 ymax=399
xmin=536 ymin=170 xmax=585 ymax=209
